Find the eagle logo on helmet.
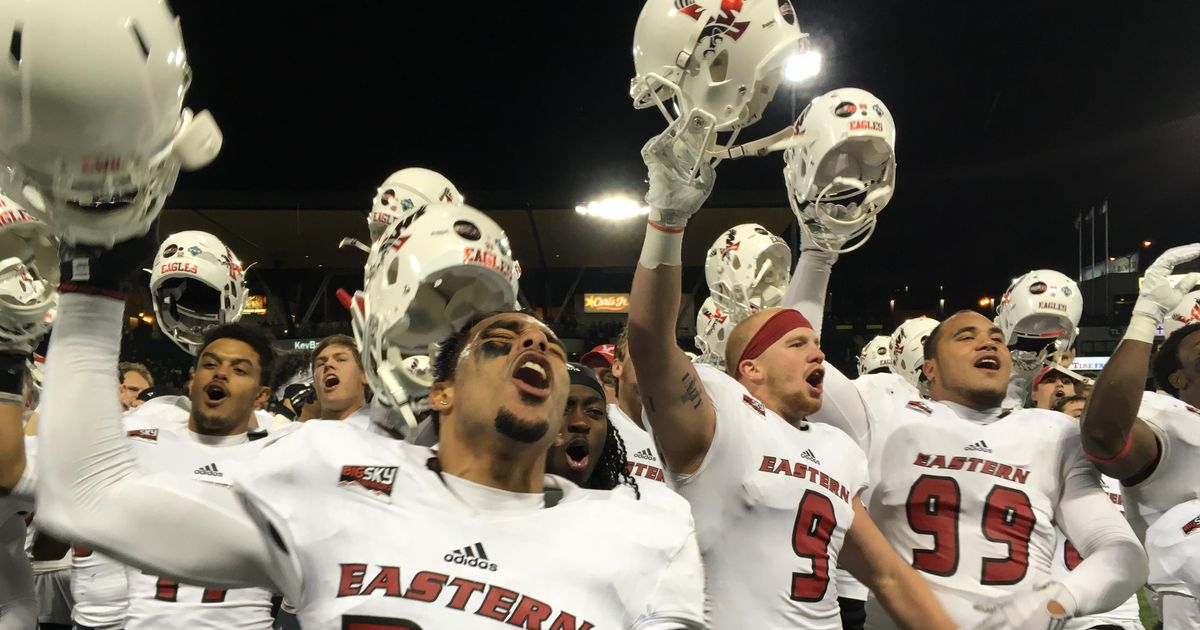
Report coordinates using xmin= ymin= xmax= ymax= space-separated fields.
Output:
xmin=720 ymin=229 xmax=741 ymax=260
xmin=704 ymin=306 xmax=727 ymax=324
xmin=680 ymin=0 xmax=751 ymax=55
xmin=439 ymin=187 xmax=455 ymax=203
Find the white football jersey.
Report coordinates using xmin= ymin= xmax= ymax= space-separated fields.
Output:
xmin=1053 ymin=476 xmax=1143 ymax=629
xmin=862 ymin=400 xmax=1102 ymax=629
xmin=1123 ymin=390 xmax=1200 ymax=541
xmin=234 ymin=421 xmax=705 ymax=629
xmin=608 ymin=404 xmax=667 ymax=485
xmin=70 ymin=545 xmax=129 ymax=628
xmin=124 ymin=394 xmax=190 ymax=429
xmin=1145 ymin=497 xmax=1200 ymax=601
xmin=120 ymin=420 xmax=279 ymax=630
xmin=671 ymin=364 xmax=868 ymax=629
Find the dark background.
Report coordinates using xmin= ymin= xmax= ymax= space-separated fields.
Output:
xmin=128 ymin=0 xmax=1200 ymax=377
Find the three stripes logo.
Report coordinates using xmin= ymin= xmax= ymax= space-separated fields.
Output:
xmin=631 ymin=448 xmax=655 ymax=461
xmin=963 ymin=440 xmax=992 ymax=453
xmin=800 ymin=449 xmax=820 ymax=465
xmin=444 ymin=542 xmax=498 ymax=572
xmin=193 ymin=463 xmax=223 ymax=477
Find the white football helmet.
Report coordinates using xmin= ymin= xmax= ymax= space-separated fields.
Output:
xmin=354 ymin=203 xmax=520 ymax=436
xmin=149 ymin=231 xmax=248 ymax=355
xmin=367 ymin=168 xmax=464 ymax=242
xmin=0 ymin=258 xmax=57 ymax=346
xmin=0 ymin=0 xmax=222 ymax=246
xmin=695 ymin=296 xmax=735 ymax=370
xmin=891 ymin=316 xmax=939 ymax=390
xmin=858 ymin=335 xmax=893 ymax=376
xmin=994 ymin=269 xmax=1082 ymax=374
xmin=784 ymin=87 xmax=896 ymax=253
xmin=1164 ymin=290 xmax=1200 ymax=338
xmin=631 ymin=0 xmax=806 ymax=169
xmin=704 ymin=223 xmax=790 ymax=319
xmin=0 ymin=196 xmax=58 ymax=346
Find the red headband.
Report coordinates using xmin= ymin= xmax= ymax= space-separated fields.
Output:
xmin=738 ymin=309 xmax=814 ymax=366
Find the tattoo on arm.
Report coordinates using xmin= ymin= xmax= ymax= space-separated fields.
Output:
xmin=680 ymin=373 xmax=702 ymax=409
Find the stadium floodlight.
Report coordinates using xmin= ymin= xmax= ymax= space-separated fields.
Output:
xmin=784 ymin=49 xmax=822 ymax=83
xmin=574 ymin=196 xmax=649 ymax=221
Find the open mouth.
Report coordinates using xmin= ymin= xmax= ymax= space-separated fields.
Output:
xmin=805 ymin=367 xmax=825 ymax=394
xmin=323 ymin=373 xmax=340 ymax=391
xmin=563 ymin=437 xmax=590 ymax=472
xmin=974 ymin=356 xmax=1001 ymax=372
xmin=204 ymin=383 xmax=228 ymax=406
xmin=512 ymin=354 xmax=551 ymax=399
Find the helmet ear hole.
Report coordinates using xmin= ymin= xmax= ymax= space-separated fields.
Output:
xmin=386 ymin=257 xmax=400 ymax=287
xmin=8 ymin=27 xmax=21 ymax=64
xmin=129 ymin=23 xmax=150 ymax=59
xmin=707 ymin=50 xmax=729 ymax=82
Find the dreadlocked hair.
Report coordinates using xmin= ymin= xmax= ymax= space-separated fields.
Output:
xmin=588 ymin=417 xmax=641 ymax=499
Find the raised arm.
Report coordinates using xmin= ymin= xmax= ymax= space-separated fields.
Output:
xmin=781 ymin=243 xmax=837 ymax=338
xmin=37 ymin=240 xmax=298 ymax=599
xmin=627 ymin=132 xmax=717 ymax=476
xmin=1080 ymin=244 xmax=1200 ymax=480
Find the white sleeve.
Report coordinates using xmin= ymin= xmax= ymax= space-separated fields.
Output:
xmin=37 ymin=293 xmax=298 ymax=598
xmin=632 ymin=530 xmax=706 ymax=630
xmin=807 ymin=363 xmax=872 ymax=449
xmin=1053 ymin=440 xmax=1147 ymax=617
xmin=782 ymin=247 xmax=838 ymax=339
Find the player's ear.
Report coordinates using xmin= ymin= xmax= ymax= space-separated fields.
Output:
xmin=922 ymin=358 xmax=937 ymax=385
xmin=254 ymin=385 xmax=270 ymax=409
xmin=737 ymin=359 xmax=763 ymax=385
xmin=430 ymin=381 xmax=454 ymax=412
xmin=1169 ymin=370 xmax=1188 ymax=393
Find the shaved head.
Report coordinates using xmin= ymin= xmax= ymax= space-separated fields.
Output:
xmin=725 ymin=307 xmax=789 ymax=378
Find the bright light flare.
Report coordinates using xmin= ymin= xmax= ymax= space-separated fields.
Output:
xmin=784 ymin=50 xmax=822 ymax=83
xmin=574 ymin=196 xmax=649 ymax=221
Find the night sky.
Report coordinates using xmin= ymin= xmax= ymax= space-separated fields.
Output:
xmin=166 ymin=0 xmax=1200 ymax=318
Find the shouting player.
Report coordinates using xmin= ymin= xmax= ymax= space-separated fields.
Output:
xmin=628 ymin=125 xmax=954 ymax=629
xmin=37 ymin=219 xmax=705 ymax=629
xmin=1080 ymin=244 xmax=1200 ymax=626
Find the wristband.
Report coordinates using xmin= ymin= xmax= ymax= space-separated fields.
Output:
xmin=1123 ymin=314 xmax=1158 ymax=345
xmin=638 ymin=220 xmax=685 ymax=269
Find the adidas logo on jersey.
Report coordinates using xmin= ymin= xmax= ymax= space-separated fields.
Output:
xmin=963 ymin=440 xmax=992 ymax=453
xmin=444 ymin=542 xmax=498 ymax=572
xmin=632 ymin=447 xmax=655 ymax=461
xmin=193 ymin=463 xmax=223 ymax=477
xmin=800 ymin=449 xmax=820 ymax=465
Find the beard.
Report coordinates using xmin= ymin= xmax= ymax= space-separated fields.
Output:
xmin=960 ymin=383 xmax=1007 ymax=410
xmin=493 ymin=406 xmax=549 ymax=444
xmin=190 ymin=402 xmax=251 ymax=436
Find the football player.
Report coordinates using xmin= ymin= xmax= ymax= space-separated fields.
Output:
xmin=544 ymin=362 xmax=640 ymax=496
xmin=311 ymin=335 xmax=370 ymax=424
xmin=609 ymin=328 xmax=669 ymax=485
xmin=1080 ymin=244 xmax=1200 ymax=626
xmin=37 ymin=232 xmax=706 ymax=629
xmin=628 ymin=127 xmax=954 ymax=629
